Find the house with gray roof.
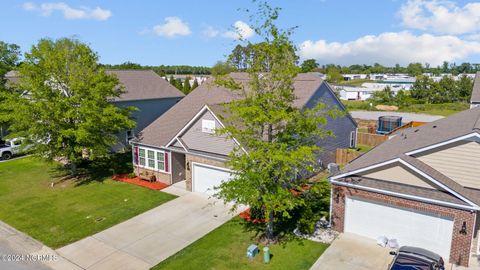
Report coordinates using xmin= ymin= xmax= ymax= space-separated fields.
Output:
xmin=471 ymin=71 xmax=480 ymax=108
xmin=131 ymin=72 xmax=357 ymax=194
xmin=329 ymin=107 xmax=480 ymax=267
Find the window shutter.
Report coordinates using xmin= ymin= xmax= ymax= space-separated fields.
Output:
xmin=164 ymin=152 xmax=169 ymax=172
xmin=134 ymin=146 xmax=139 ymax=165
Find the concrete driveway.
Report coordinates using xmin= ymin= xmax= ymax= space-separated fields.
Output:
xmin=310 ymin=233 xmax=393 ymax=270
xmin=57 ymin=192 xmax=243 ymax=270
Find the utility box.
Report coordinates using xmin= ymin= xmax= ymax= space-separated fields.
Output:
xmin=247 ymin=244 xmax=259 ymax=258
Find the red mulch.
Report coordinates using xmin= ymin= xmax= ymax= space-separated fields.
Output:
xmin=239 ymin=208 xmax=266 ymax=224
xmin=112 ymin=174 xmax=169 ymax=190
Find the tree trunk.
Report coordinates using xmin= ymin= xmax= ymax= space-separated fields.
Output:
xmin=70 ymin=162 xmax=77 ymax=177
xmin=266 ymin=210 xmax=274 ymax=241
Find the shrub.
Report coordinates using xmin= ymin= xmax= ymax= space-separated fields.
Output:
xmin=128 ymin=172 xmax=136 ymax=179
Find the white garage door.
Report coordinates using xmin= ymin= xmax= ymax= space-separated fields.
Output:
xmin=192 ymin=163 xmax=232 ymax=195
xmin=345 ymin=197 xmax=454 ymax=259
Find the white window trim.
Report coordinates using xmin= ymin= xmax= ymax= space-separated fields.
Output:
xmin=136 ymin=146 xmax=171 ymax=174
xmin=201 ymin=119 xmax=216 ymax=134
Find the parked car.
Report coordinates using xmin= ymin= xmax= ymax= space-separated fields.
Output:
xmin=389 ymin=246 xmax=444 ymax=270
xmin=0 ymin=138 xmax=26 ymax=160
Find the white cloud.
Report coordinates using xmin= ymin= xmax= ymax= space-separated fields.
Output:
xmin=22 ymin=2 xmax=35 ymax=11
xmin=22 ymin=2 xmax=112 ymax=21
xmin=153 ymin=17 xmax=191 ymax=38
xmin=298 ymin=31 xmax=480 ymax=66
xmin=399 ymin=0 xmax=480 ymax=35
xmin=202 ymin=25 xmax=220 ymax=38
xmin=223 ymin=21 xmax=255 ymax=39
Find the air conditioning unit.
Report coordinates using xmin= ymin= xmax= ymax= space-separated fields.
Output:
xmin=327 ymin=163 xmax=340 ymax=175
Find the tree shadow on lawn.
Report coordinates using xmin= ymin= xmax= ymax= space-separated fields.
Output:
xmin=239 ymin=216 xmax=307 ymax=248
xmin=50 ymin=152 xmax=133 ymax=187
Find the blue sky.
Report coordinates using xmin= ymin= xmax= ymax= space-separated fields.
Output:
xmin=2 ymin=0 xmax=480 ymax=67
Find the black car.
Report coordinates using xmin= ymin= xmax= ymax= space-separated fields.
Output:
xmin=389 ymin=246 xmax=445 ymax=270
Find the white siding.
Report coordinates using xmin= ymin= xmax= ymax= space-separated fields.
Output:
xmin=361 ymin=164 xmax=436 ymax=189
xmin=417 ymin=141 xmax=480 ymax=189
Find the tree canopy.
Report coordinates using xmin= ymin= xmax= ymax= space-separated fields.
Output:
xmin=214 ymin=2 xmax=334 ymax=242
xmin=2 ymin=38 xmax=136 ymax=174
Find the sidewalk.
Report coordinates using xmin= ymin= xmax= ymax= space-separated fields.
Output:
xmin=0 ymin=220 xmax=81 ymax=270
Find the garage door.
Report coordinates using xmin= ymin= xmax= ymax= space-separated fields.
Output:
xmin=345 ymin=197 xmax=454 ymax=259
xmin=192 ymin=163 xmax=232 ymax=195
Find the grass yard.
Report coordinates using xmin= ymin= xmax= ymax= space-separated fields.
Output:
xmin=0 ymin=156 xmax=175 ymax=248
xmin=342 ymin=100 xmax=469 ymax=116
xmin=153 ymin=218 xmax=328 ymax=270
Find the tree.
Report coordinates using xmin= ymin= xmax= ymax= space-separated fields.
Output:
xmin=300 ymin=59 xmax=318 ymax=72
xmin=214 ymin=2 xmax=333 ymax=242
xmin=457 ymin=75 xmax=473 ymax=102
xmin=191 ymin=78 xmax=199 ymax=91
xmin=407 ymin=62 xmax=423 ymax=76
xmin=326 ymin=67 xmax=343 ymax=83
xmin=3 ymin=38 xmax=136 ymax=175
xmin=183 ymin=76 xmax=192 ymax=94
xmin=369 ymin=86 xmax=394 ymax=105
xmin=211 ymin=61 xmax=235 ymax=76
xmin=0 ymin=41 xmax=21 ymax=137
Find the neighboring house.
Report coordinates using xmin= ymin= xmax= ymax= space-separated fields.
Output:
xmin=329 ymin=107 xmax=480 ymax=267
xmin=105 ymin=70 xmax=184 ymax=150
xmin=131 ymin=72 xmax=357 ymax=194
xmin=5 ymin=70 xmax=185 ymax=150
xmin=471 ymin=71 xmax=480 ymax=109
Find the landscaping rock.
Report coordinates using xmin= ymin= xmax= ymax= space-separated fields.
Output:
xmin=294 ymin=218 xmax=339 ymax=244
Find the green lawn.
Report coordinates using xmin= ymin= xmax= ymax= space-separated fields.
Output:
xmin=342 ymin=100 xmax=469 ymax=116
xmin=0 ymin=157 xmax=176 ymax=248
xmin=153 ymin=218 xmax=328 ymax=270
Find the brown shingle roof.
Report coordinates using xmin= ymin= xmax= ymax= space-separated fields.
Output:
xmin=471 ymin=71 xmax=480 ymax=104
xmin=106 ymin=70 xmax=184 ymax=102
xmin=135 ymin=72 xmax=324 ymax=147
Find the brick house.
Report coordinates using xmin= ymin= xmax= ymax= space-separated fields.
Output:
xmin=329 ymin=106 xmax=480 ymax=267
xmin=130 ymin=72 xmax=357 ymax=194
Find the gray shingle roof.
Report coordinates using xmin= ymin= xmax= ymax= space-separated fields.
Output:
xmin=336 ymin=106 xmax=480 ymax=207
xmin=134 ymin=72 xmax=325 ymax=147
xmin=106 ymin=70 xmax=184 ymax=102
xmin=4 ymin=70 xmax=184 ymax=102
xmin=343 ymin=106 xmax=480 ymax=173
xmin=336 ymin=176 xmax=470 ymax=206
xmin=471 ymin=71 xmax=480 ymax=104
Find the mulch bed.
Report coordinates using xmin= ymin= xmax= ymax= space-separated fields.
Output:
xmin=239 ymin=208 xmax=266 ymax=224
xmin=112 ymin=174 xmax=169 ymax=191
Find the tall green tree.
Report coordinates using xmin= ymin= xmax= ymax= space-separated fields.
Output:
xmin=0 ymin=41 xmax=21 ymax=136
xmin=191 ymin=78 xmax=199 ymax=91
xmin=300 ymin=59 xmax=318 ymax=72
xmin=3 ymin=38 xmax=135 ymax=175
xmin=214 ymin=2 xmax=334 ymax=242
xmin=183 ymin=76 xmax=192 ymax=94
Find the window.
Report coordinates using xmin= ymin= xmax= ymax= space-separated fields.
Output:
xmin=349 ymin=131 xmax=356 ymax=148
xmin=147 ymin=150 xmax=155 ymax=168
xmin=136 ymin=146 xmax=169 ymax=173
xmin=202 ymin=119 xmax=216 ymax=133
xmin=157 ymin=152 xmax=165 ymax=171
xmin=139 ymin=148 xmax=146 ymax=166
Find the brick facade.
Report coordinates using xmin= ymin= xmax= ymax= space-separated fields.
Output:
xmin=134 ymin=166 xmax=171 ymax=185
xmin=331 ymin=184 xmax=476 ymax=267
xmin=185 ymin=154 xmax=226 ymax=192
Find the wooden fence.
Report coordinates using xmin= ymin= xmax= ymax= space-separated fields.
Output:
xmin=356 ymin=132 xmax=388 ymax=147
xmin=336 ymin=148 xmax=363 ymax=165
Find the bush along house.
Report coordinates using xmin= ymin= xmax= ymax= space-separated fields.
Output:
xmin=130 ymin=72 xmax=357 ymax=193
xmin=329 ymin=106 xmax=480 ymax=267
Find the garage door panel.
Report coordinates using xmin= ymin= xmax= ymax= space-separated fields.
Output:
xmin=192 ymin=164 xmax=232 ymax=195
xmin=345 ymin=197 xmax=453 ymax=259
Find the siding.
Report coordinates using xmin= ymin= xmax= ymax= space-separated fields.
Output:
xmin=180 ymin=110 xmax=236 ymax=156
xmin=362 ymin=164 xmax=437 ymax=189
xmin=417 ymin=140 xmax=480 ymax=189
xmin=114 ymin=97 xmax=182 ymax=147
xmin=305 ymin=82 xmax=358 ymax=166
